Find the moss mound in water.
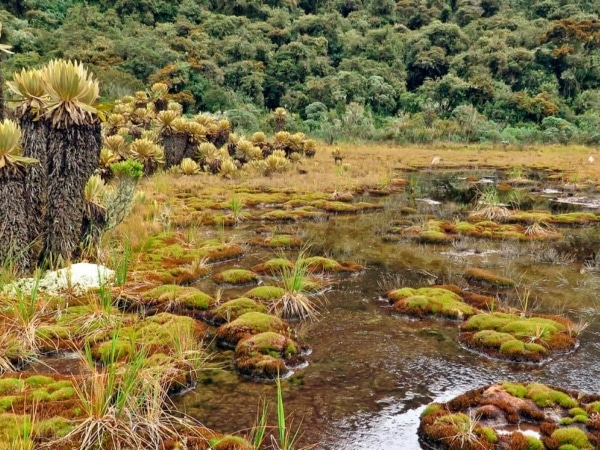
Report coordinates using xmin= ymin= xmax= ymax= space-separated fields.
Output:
xmin=134 ymin=284 xmax=214 ymax=314
xmin=397 ymin=219 xmax=563 ymax=243
xmin=215 ymin=312 xmax=289 ymax=349
xmin=212 ymin=269 xmax=260 ymax=286
xmin=244 ymin=285 xmax=286 ymax=302
xmin=419 ymin=382 xmax=600 ymax=450
xmin=300 ymin=256 xmax=364 ymax=274
xmin=459 ymin=312 xmax=577 ymax=363
xmin=249 ymin=234 xmax=303 ymax=248
xmin=251 ymin=258 xmax=294 ymax=275
xmin=87 ymin=313 xmax=207 ymax=392
xmin=384 ymin=287 xmax=478 ymax=320
xmin=234 ymin=331 xmax=305 ymax=380
xmin=130 ymin=233 xmax=244 ymax=284
xmin=205 ymin=297 xmax=268 ymax=325
xmin=464 ymin=268 xmax=516 ymax=288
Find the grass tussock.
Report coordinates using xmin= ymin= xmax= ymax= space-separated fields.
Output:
xmin=45 ymin=336 xmax=201 ymax=450
xmin=269 ymin=252 xmax=325 ymax=322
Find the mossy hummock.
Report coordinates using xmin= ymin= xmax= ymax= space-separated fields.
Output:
xmin=133 ymin=284 xmax=214 ymax=314
xmin=251 ymin=258 xmax=294 ymax=275
xmin=0 ymin=374 xmax=78 ymax=414
xmin=459 ymin=312 xmax=577 ymax=363
xmin=418 ymin=382 xmax=600 ymax=450
xmin=249 ymin=234 xmax=303 ymax=248
xmin=205 ymin=297 xmax=268 ymax=325
xmin=399 ymin=219 xmax=563 ymax=243
xmin=208 ymin=434 xmax=253 ymax=450
xmin=509 ymin=211 xmax=600 ymax=226
xmin=88 ymin=312 xmax=207 ymax=362
xmin=300 ymin=256 xmax=364 ymax=274
xmin=244 ymin=285 xmax=286 ymax=302
xmin=130 ymin=233 xmax=244 ymax=284
xmin=35 ymin=303 xmax=137 ymax=351
xmin=86 ymin=313 xmax=207 ymax=392
xmin=434 ymin=284 xmax=497 ymax=310
xmin=0 ymin=373 xmax=81 ymax=444
xmin=258 ymin=207 xmax=327 ymax=222
xmin=215 ymin=312 xmax=290 ymax=349
xmin=212 ymin=269 xmax=260 ymax=286
xmin=464 ymin=268 xmax=516 ymax=288
xmin=384 ymin=287 xmax=478 ymax=320
xmin=234 ymin=331 xmax=306 ymax=380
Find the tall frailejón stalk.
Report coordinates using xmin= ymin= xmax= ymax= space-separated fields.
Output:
xmin=6 ymin=68 xmax=49 ymax=264
xmin=7 ymin=59 xmax=102 ymax=267
xmin=0 ymin=119 xmax=38 ymax=272
xmin=40 ymin=59 xmax=102 ymax=265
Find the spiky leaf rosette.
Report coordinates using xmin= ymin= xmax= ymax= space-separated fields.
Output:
xmin=156 ymin=110 xmax=181 ymax=135
xmin=6 ymin=69 xmax=47 ymax=113
xmin=251 ymin=131 xmax=266 ymax=143
xmin=41 ymin=59 xmax=99 ymax=128
xmin=130 ymin=138 xmax=165 ymax=175
xmin=180 ymin=158 xmax=200 ymax=175
xmin=84 ymin=174 xmax=107 ymax=205
xmin=103 ymin=134 xmax=129 ymax=158
xmin=0 ymin=119 xmax=37 ymax=169
xmin=196 ymin=142 xmax=219 ymax=162
xmin=167 ymin=101 xmax=183 ymax=114
xmin=99 ymin=147 xmax=120 ymax=169
xmin=151 ymin=82 xmax=169 ymax=97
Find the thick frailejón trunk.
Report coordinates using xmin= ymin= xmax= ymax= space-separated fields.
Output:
xmin=41 ymin=120 xmax=101 ymax=265
xmin=182 ymin=137 xmax=198 ymax=161
xmin=20 ymin=110 xmax=49 ymax=264
xmin=79 ymin=200 xmax=108 ymax=257
xmin=0 ymin=166 xmax=32 ymax=273
xmin=162 ymin=133 xmax=187 ymax=169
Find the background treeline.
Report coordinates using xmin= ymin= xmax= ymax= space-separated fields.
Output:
xmin=1 ymin=0 xmax=600 ymax=145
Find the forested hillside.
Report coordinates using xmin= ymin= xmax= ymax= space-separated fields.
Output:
xmin=1 ymin=0 xmax=600 ymax=144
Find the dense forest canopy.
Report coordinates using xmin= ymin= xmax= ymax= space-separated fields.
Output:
xmin=1 ymin=0 xmax=600 ymax=144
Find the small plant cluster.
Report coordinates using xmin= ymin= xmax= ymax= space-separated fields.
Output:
xmin=419 ymin=382 xmax=600 ymax=450
xmin=100 ymin=91 xmax=318 ymax=179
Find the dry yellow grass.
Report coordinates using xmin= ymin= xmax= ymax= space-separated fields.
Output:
xmin=101 ymin=142 xmax=598 ymax=251
xmin=142 ymin=142 xmax=600 ymax=194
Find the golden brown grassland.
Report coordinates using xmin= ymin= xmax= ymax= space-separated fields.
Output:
xmin=148 ymin=142 xmax=600 ymax=191
xmin=103 ymin=142 xmax=599 ymax=248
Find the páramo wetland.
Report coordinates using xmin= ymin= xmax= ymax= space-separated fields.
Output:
xmin=2 ymin=5 xmax=600 ymax=449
